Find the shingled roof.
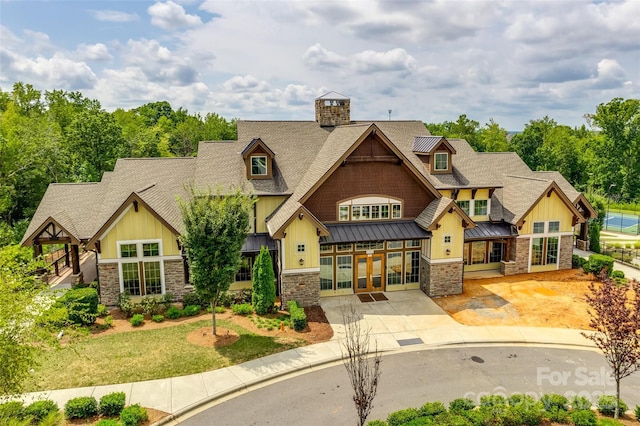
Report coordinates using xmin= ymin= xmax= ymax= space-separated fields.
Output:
xmin=24 ymin=117 xmax=590 ymax=247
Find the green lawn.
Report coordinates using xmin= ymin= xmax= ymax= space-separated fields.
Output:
xmin=27 ymin=319 xmax=304 ymax=391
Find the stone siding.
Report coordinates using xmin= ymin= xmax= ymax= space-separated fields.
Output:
xmin=98 ymin=263 xmax=120 ymax=306
xmin=281 ymin=270 xmax=320 ymax=307
xmin=559 ymin=235 xmax=574 ymax=270
xmin=514 ymin=237 xmax=530 ymax=274
xmin=420 ymin=259 xmax=463 ymax=297
xmin=164 ymin=259 xmax=190 ymax=301
xmin=576 ymin=238 xmax=589 ymax=251
xmin=315 ymin=99 xmax=350 ymax=126
xmin=501 ymin=261 xmax=519 ymax=276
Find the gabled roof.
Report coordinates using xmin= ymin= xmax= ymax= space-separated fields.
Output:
xmin=316 ymin=91 xmax=349 ymax=100
xmin=415 ymin=197 xmax=475 ymax=231
xmin=412 ymin=136 xmax=457 ymax=155
xmin=501 ymin=175 xmax=584 ymax=226
xmin=241 ymin=137 xmax=275 ymax=158
xmin=267 ymin=123 xmax=442 ymax=236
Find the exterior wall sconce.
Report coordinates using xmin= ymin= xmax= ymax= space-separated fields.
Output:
xmin=298 ymin=258 xmax=305 ymax=266
xmin=298 ymin=212 xmax=304 ymax=220
xmin=446 ymin=248 xmax=451 ymax=256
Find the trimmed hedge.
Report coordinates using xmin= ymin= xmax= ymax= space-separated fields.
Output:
xmin=572 ymin=254 xmax=587 ymax=268
xmin=65 ymin=396 xmax=98 ymax=419
xmin=24 ymin=400 xmax=59 ymax=423
xmin=120 ymin=404 xmax=148 ymax=426
xmin=287 ymin=300 xmax=307 ymax=331
xmin=63 ymin=287 xmax=99 ymax=325
xmin=583 ymin=254 xmax=614 ymax=279
xmin=99 ymin=391 xmax=126 ymax=417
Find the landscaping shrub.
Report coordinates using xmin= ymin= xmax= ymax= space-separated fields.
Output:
xmin=0 ymin=401 xmax=24 ymax=420
xmin=97 ymin=304 xmax=109 ymax=317
xmin=140 ymin=295 xmax=165 ymax=316
xmin=598 ymin=395 xmax=628 ymax=417
xmin=449 ymin=398 xmax=476 ymax=414
xmin=572 ymin=396 xmax=593 ymax=410
xmin=546 ymin=406 xmax=571 ymax=424
xmin=117 ymin=292 xmax=136 ymax=318
xmin=461 ymin=409 xmax=487 ymax=426
xmin=130 ymin=314 xmax=144 ymax=327
xmin=152 ymin=314 xmax=164 ymax=323
xmin=635 ymin=405 xmax=640 ymax=421
xmin=183 ymin=305 xmax=201 ymax=316
xmin=119 ymin=404 xmax=148 ymax=426
xmin=182 ymin=292 xmax=208 ymax=309
xmin=99 ymin=392 xmax=126 ymax=417
xmin=540 ymin=393 xmax=568 ymax=411
xmin=64 ymin=396 xmax=98 ymax=419
xmin=508 ymin=393 xmax=536 ymax=408
xmin=104 ymin=315 xmax=114 ymax=327
xmin=584 ymin=254 xmax=614 ymax=279
xmin=215 ymin=306 xmax=226 ymax=313
xmin=387 ymin=407 xmax=420 ymax=426
xmin=418 ymin=401 xmax=446 ymax=418
xmin=219 ymin=291 xmax=234 ymax=308
xmin=162 ymin=292 xmax=175 ymax=307
xmin=63 ymin=287 xmax=99 ymax=325
xmin=252 ymin=246 xmax=276 ymax=315
xmin=571 ymin=409 xmax=597 ymax=426
xmin=508 ymin=401 xmax=544 ymax=426
xmin=287 ymin=300 xmax=307 ymax=331
xmin=366 ymin=421 xmax=388 ymax=426
xmin=611 ymin=270 xmax=625 ymax=279
xmin=573 ymin=254 xmax=587 ymax=268
xmin=403 ymin=417 xmax=432 ymax=426
xmin=432 ymin=412 xmax=472 ymax=426
xmin=165 ymin=306 xmax=182 ymax=319
xmin=480 ymin=394 xmax=507 ymax=407
xmin=95 ymin=420 xmax=120 ymax=426
xmin=24 ymin=400 xmax=59 ymax=423
xmin=232 ymin=303 xmax=253 ymax=315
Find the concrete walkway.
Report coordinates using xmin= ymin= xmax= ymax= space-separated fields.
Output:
xmin=19 ymin=290 xmax=599 ymax=424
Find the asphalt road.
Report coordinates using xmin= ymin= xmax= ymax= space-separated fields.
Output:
xmin=179 ymin=346 xmax=640 ymax=425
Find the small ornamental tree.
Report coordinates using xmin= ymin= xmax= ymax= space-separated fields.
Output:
xmin=179 ymin=186 xmax=253 ymax=336
xmin=252 ymin=246 xmax=276 ymax=315
xmin=342 ymin=304 xmax=382 ymax=426
xmin=582 ymin=278 xmax=640 ymax=419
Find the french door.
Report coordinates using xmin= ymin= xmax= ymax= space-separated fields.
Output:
xmin=355 ymin=254 xmax=384 ymax=293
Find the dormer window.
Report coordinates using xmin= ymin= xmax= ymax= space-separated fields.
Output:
xmin=251 ymin=156 xmax=267 ymax=176
xmin=434 ymin=152 xmax=448 ymax=171
xmin=242 ymin=138 xmax=274 ymax=180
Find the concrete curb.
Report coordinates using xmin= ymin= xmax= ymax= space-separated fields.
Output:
xmin=153 ymin=338 xmax=598 ymax=425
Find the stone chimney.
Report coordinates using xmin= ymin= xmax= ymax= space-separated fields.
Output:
xmin=315 ymin=91 xmax=350 ymax=127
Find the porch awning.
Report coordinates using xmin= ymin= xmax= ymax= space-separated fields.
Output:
xmin=242 ymin=233 xmax=278 ymax=252
xmin=320 ymin=221 xmax=431 ymax=244
xmin=464 ymin=222 xmax=516 ymax=241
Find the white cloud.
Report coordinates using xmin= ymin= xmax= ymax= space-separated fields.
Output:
xmin=90 ymin=10 xmax=140 ymax=22
xmin=77 ymin=43 xmax=112 ymax=61
xmin=302 ymin=44 xmax=347 ymax=69
xmin=222 ymin=75 xmax=270 ymax=93
xmin=592 ymin=59 xmax=627 ymax=89
xmin=148 ymin=1 xmax=203 ymax=30
xmin=353 ymin=48 xmax=416 ymax=74
xmin=5 ymin=52 xmax=97 ymax=90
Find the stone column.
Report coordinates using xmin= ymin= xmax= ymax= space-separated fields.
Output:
xmin=281 ymin=270 xmax=320 ymax=307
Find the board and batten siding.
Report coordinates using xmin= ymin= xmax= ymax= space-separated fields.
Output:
xmin=252 ymin=196 xmax=287 ymax=233
xmin=429 ymin=210 xmax=465 ymax=260
xmin=520 ymin=191 xmax=574 ymax=235
xmin=99 ymin=204 xmax=180 ymax=260
xmin=283 ymin=216 xmax=319 ymax=270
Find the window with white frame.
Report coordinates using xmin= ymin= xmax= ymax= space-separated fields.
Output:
xmin=118 ymin=241 xmax=163 ymax=296
xmin=336 ymin=255 xmax=353 ymax=289
xmin=457 ymin=200 xmax=470 ymax=215
xmin=339 ymin=197 xmax=402 ymax=221
xmin=434 ymin=152 xmax=448 ymax=171
xmin=387 ymin=252 xmax=403 ymax=285
xmin=533 ymin=222 xmax=545 ymax=234
xmin=474 ymin=199 xmax=488 ymax=216
xmin=320 ymin=257 xmax=333 ymax=290
xmin=297 ymin=243 xmax=306 ymax=253
xmin=444 ymin=235 xmax=451 ymax=243
xmin=251 ymin=156 xmax=267 ymax=175
xmin=405 ymin=251 xmax=420 ymax=283
xmin=387 ymin=241 xmax=403 ymax=250
xmin=548 ymin=221 xmax=560 ymax=233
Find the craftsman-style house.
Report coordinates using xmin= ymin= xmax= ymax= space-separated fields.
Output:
xmin=22 ymin=92 xmax=596 ymax=306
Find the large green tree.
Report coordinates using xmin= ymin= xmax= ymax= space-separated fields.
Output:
xmin=0 ymin=245 xmax=56 ymax=395
xmin=179 ymin=187 xmax=254 ymax=335
xmin=588 ymin=98 xmax=640 ymax=200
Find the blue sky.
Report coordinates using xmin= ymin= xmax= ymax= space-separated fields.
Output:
xmin=1 ymin=0 xmax=638 ymax=130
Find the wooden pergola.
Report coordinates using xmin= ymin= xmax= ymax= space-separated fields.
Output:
xmin=29 ymin=219 xmax=84 ymax=279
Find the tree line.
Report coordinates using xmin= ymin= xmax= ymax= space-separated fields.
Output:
xmin=1 ymin=81 xmax=638 ymax=245
xmin=425 ymin=98 xmax=640 ymax=205
xmin=0 ymin=82 xmax=237 ymax=245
